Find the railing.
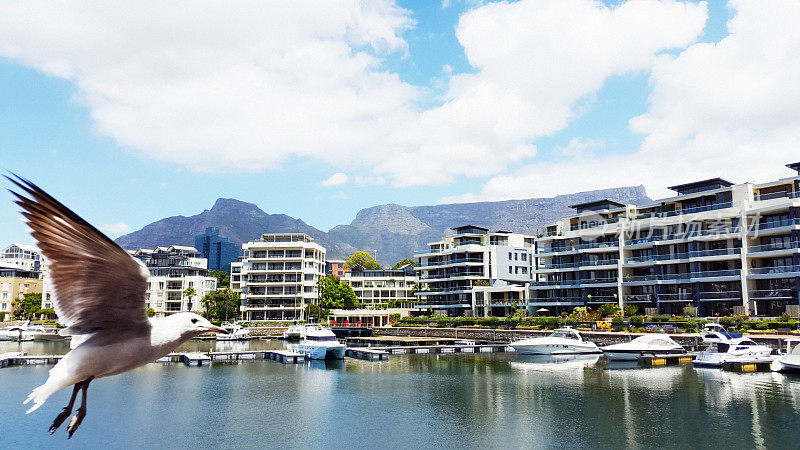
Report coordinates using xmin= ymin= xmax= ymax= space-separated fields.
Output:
xmin=755 ymin=191 xmax=800 ymax=201
xmin=531 ymin=279 xmax=582 ymax=286
xmin=748 ymin=242 xmax=800 ymax=252
xmin=577 ymin=241 xmax=619 ymax=250
xmin=657 ymin=293 xmax=694 ymax=301
xmin=580 ymin=259 xmax=619 ymax=267
xmin=419 ymin=272 xmax=485 ymax=280
xmin=754 ymin=218 xmax=800 ymax=231
xmin=624 ymin=294 xmax=656 ymax=302
xmin=625 ymin=226 xmax=741 ymax=246
xmin=539 ymin=262 xmax=582 ymax=270
xmin=623 ymin=269 xmax=740 ymax=283
xmin=417 ymin=258 xmax=484 ymax=267
xmin=530 ymin=297 xmax=584 ymax=303
xmin=581 ymin=277 xmax=618 ymax=284
xmin=627 ymin=248 xmax=742 ymax=263
xmin=749 ymin=265 xmax=800 ymax=275
xmin=698 ymin=291 xmax=741 ymax=300
xmin=585 ymin=296 xmax=619 ymax=303
xmin=749 ymin=289 xmax=797 ymax=300
xmin=569 ymin=217 xmax=620 ymax=231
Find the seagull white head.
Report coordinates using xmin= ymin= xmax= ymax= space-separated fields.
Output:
xmin=163 ymin=313 xmax=229 ymax=336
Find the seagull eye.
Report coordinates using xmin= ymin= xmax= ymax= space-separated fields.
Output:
xmin=191 ymin=318 xmax=198 ymax=324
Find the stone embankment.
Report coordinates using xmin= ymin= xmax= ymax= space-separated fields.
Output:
xmin=377 ymin=326 xmax=791 ymax=350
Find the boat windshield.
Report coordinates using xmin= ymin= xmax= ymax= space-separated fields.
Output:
xmin=549 ymin=331 xmax=578 ymax=340
xmin=307 ymin=335 xmax=338 ymax=342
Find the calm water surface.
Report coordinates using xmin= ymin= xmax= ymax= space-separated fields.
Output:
xmin=1 ymin=340 xmax=799 ymax=449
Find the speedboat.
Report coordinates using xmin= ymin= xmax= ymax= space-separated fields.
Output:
xmin=771 ymin=338 xmax=800 ymax=373
xmin=0 ymin=326 xmax=33 ymax=342
xmin=282 ymin=324 xmax=305 ymax=340
xmin=693 ymin=332 xmax=773 ymax=367
xmin=28 ymin=326 xmax=66 ymax=341
xmin=701 ymin=323 xmax=742 ymax=343
xmin=510 ymin=327 xmax=601 ymax=355
xmin=296 ymin=325 xmax=346 ymax=360
xmin=601 ymin=334 xmax=686 ymax=361
xmin=215 ymin=322 xmax=250 ymax=341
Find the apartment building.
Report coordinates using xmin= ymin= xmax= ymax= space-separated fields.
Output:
xmin=131 ymin=246 xmax=217 ymax=316
xmin=325 ymin=259 xmax=348 ymax=278
xmin=415 ymin=225 xmax=534 ymax=317
xmin=1 ymin=243 xmax=42 ymax=275
xmin=340 ymin=264 xmax=417 ymax=309
xmin=531 ymin=162 xmax=800 ymax=317
xmin=0 ymin=265 xmax=43 ymax=320
xmin=236 ymin=233 xmax=326 ymax=321
xmin=195 ymin=227 xmax=239 ymax=273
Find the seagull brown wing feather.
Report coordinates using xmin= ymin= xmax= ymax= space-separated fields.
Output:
xmin=7 ymin=175 xmax=149 ymax=335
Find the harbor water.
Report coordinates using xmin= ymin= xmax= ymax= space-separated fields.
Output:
xmin=1 ymin=340 xmax=799 ymax=449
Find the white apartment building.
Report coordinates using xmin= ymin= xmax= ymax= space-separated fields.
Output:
xmin=415 ymin=225 xmax=534 ymax=317
xmin=1 ymin=265 xmax=42 ymax=320
xmin=1 ymin=243 xmax=42 ymax=274
xmin=531 ymin=162 xmax=800 ymax=317
xmin=131 ymin=246 xmax=217 ymax=316
xmin=236 ymin=233 xmax=326 ymax=321
xmin=341 ymin=264 xmax=418 ymax=309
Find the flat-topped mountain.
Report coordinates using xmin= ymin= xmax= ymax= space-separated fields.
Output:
xmin=115 ymin=185 xmax=650 ymax=266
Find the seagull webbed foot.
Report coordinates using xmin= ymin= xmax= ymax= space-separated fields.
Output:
xmin=66 ymin=408 xmax=86 ymax=439
xmin=49 ymin=406 xmax=73 ymax=434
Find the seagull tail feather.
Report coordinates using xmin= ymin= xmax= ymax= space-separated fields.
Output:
xmin=23 ymin=363 xmax=79 ymax=414
xmin=23 ymin=382 xmax=56 ymax=414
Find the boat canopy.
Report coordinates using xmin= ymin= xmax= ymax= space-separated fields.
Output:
xmin=629 ymin=334 xmax=680 ymax=347
xmin=549 ymin=328 xmax=582 ymax=340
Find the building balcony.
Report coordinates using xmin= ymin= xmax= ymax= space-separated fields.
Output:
xmin=417 ymin=257 xmax=485 ymax=268
xmin=750 ymin=218 xmax=800 ymax=234
xmin=748 ymin=265 xmax=800 ymax=277
xmin=634 ymin=201 xmax=734 ymax=220
xmin=748 ymin=242 xmax=800 ymax=253
xmin=623 ymin=269 xmax=741 ymax=284
xmin=754 ymin=191 xmax=800 ymax=202
xmin=625 ymin=226 xmax=741 ymax=246
xmin=569 ymin=217 xmax=620 ymax=231
xmin=750 ymin=289 xmax=797 ymax=301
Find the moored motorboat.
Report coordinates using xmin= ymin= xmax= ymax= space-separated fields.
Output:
xmin=295 ymin=325 xmax=346 ymax=360
xmin=29 ymin=326 xmax=66 ymax=341
xmin=601 ymin=334 xmax=686 ymax=361
xmin=282 ymin=324 xmax=305 ymax=340
xmin=701 ymin=323 xmax=742 ymax=343
xmin=771 ymin=338 xmax=800 ymax=373
xmin=693 ymin=332 xmax=773 ymax=367
xmin=510 ymin=327 xmax=601 ymax=355
xmin=216 ymin=322 xmax=250 ymax=341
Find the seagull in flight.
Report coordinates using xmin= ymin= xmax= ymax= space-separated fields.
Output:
xmin=7 ymin=175 xmax=228 ymax=438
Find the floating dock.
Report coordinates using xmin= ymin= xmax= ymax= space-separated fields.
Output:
xmin=371 ymin=344 xmax=513 ymax=355
xmin=637 ymin=353 xmax=697 ymax=367
xmin=345 ymin=348 xmax=390 ymax=361
xmin=720 ymin=357 xmax=776 ymax=373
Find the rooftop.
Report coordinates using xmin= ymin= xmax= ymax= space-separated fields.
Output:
xmin=667 ymin=177 xmax=734 ymax=194
xmin=451 ymin=225 xmax=489 ymax=232
xmin=787 ymin=162 xmax=800 ymax=173
xmin=569 ymin=199 xmax=626 ymax=212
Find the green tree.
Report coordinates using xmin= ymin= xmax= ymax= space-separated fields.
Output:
xmin=317 ymin=276 xmax=361 ymax=310
xmin=13 ymin=293 xmax=42 ymax=320
xmin=146 ymin=308 xmax=156 ymax=318
xmin=201 ymin=289 xmax=241 ymax=322
xmin=597 ymin=303 xmax=621 ymax=317
xmin=183 ymin=287 xmax=196 ymax=311
xmin=344 ymin=251 xmax=382 ymax=269
xmin=209 ymin=270 xmax=230 ymax=288
xmin=392 ymin=258 xmax=416 ymax=269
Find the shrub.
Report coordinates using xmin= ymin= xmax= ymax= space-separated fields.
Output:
xmin=629 ymin=315 xmax=644 ymax=327
xmin=683 ymin=306 xmax=697 ymax=317
xmin=719 ymin=316 xmax=743 ymax=329
xmin=598 ymin=303 xmax=621 ymax=317
xmin=649 ymin=315 xmax=671 ymax=324
xmin=623 ymin=305 xmax=639 ymax=316
xmin=611 ymin=316 xmax=625 ymax=330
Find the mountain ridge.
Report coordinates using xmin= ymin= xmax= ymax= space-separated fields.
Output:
xmin=115 ymin=185 xmax=650 ymax=265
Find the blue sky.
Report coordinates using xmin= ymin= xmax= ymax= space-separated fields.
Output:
xmin=2 ymin=0 xmax=797 ymax=246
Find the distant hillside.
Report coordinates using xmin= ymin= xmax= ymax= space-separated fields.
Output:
xmin=115 ymin=185 xmax=650 ymax=266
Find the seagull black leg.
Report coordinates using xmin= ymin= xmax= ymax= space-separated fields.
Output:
xmin=49 ymin=382 xmax=82 ymax=434
xmin=67 ymin=377 xmax=93 ymax=439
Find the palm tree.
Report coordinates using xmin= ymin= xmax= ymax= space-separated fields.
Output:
xmin=183 ymin=287 xmax=196 ymax=312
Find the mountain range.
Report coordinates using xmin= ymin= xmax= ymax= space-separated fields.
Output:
xmin=114 ymin=185 xmax=651 ymax=266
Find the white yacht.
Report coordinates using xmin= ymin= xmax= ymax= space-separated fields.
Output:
xmin=296 ymin=325 xmax=346 ymax=360
xmin=700 ymin=323 xmax=742 ymax=343
xmin=0 ymin=325 xmax=32 ymax=342
xmin=693 ymin=332 xmax=773 ymax=367
xmin=28 ymin=326 xmax=66 ymax=341
xmin=771 ymin=338 xmax=800 ymax=373
xmin=601 ymin=334 xmax=686 ymax=361
xmin=282 ymin=324 xmax=305 ymax=340
xmin=215 ymin=323 xmax=250 ymax=341
xmin=510 ymin=328 xmax=601 ymax=355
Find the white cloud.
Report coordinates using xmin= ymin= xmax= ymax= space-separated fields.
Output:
xmin=319 ymin=172 xmax=350 ymax=187
xmin=0 ymin=0 xmax=706 ymax=187
xmin=354 ymin=175 xmax=387 ymax=185
xmin=100 ymin=222 xmax=131 ymax=236
xmin=451 ymin=0 xmax=800 ymax=203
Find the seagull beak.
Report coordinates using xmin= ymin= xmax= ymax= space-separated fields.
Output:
xmin=205 ymin=325 xmax=228 ymax=334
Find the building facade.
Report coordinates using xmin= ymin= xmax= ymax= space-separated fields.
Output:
xmin=130 ymin=246 xmax=217 ymax=316
xmin=195 ymin=227 xmax=239 ymax=273
xmin=1 ymin=243 xmax=42 ymax=275
xmin=415 ymin=225 xmax=534 ymax=317
xmin=531 ymin=162 xmax=800 ymax=317
xmin=236 ymin=233 xmax=326 ymax=321
xmin=340 ymin=264 xmax=418 ymax=309
xmin=0 ymin=266 xmax=43 ymax=321
xmin=325 ymin=259 xmax=348 ymax=278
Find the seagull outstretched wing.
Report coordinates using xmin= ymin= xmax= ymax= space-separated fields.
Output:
xmin=7 ymin=175 xmax=149 ymax=336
